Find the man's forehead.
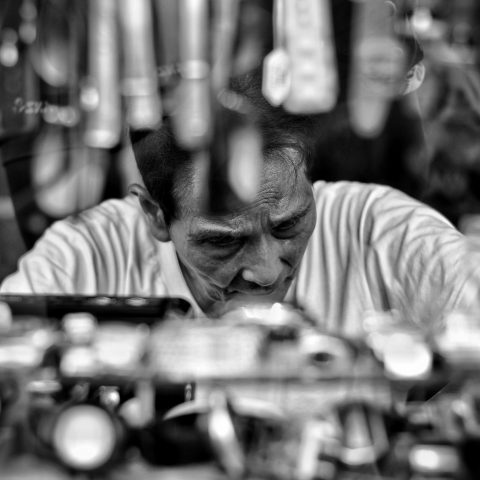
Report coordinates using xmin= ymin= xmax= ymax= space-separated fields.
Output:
xmin=181 ymin=154 xmax=308 ymax=215
xmin=177 ymin=171 xmax=313 ymax=236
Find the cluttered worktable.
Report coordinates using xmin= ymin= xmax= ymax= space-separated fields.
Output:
xmin=0 ymin=295 xmax=479 ymax=480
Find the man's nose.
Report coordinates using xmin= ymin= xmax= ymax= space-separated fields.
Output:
xmin=241 ymin=239 xmax=284 ymax=287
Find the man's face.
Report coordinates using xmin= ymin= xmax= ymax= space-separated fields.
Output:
xmin=166 ymin=155 xmax=317 ymax=315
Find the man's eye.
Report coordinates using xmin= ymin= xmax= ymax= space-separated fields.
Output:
xmin=273 ymin=218 xmax=299 ymax=234
xmin=204 ymin=236 xmax=240 ymax=248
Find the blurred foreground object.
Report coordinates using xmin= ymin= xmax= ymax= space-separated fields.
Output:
xmin=2 ymin=299 xmax=480 ymax=478
xmin=0 ymin=0 xmax=431 ymax=243
xmin=262 ymin=0 xmax=338 ymax=114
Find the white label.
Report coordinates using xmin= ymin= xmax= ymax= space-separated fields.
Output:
xmin=262 ymin=48 xmax=291 ymax=107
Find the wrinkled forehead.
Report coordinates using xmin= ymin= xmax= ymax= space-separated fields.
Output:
xmin=178 ymin=152 xmax=310 ymax=219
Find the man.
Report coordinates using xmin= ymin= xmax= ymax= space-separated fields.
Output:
xmin=1 ymin=72 xmax=479 ymax=336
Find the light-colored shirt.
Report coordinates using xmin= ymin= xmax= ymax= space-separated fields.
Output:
xmin=2 ymin=181 xmax=479 ymax=336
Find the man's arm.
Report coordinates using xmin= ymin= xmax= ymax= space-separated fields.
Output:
xmin=1 ymin=220 xmax=94 ymax=295
xmin=363 ymin=185 xmax=480 ymax=328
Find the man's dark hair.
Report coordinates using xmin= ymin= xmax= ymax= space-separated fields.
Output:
xmin=129 ymin=70 xmax=320 ymax=223
xmin=129 ymin=122 xmax=193 ymax=224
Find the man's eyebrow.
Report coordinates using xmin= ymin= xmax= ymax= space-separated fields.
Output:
xmin=188 ymin=202 xmax=313 ymax=241
xmin=188 ymin=226 xmax=244 ymax=242
xmin=272 ymin=204 xmax=311 ymax=225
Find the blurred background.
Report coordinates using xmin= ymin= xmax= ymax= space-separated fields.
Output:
xmin=1 ymin=0 xmax=480 ymax=282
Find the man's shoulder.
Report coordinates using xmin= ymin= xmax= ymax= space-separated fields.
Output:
xmin=311 ymin=180 xmax=401 ymax=214
xmin=312 ymin=180 xmax=393 ymax=199
xmin=35 ymin=195 xmax=152 ymax=258
xmin=0 ymin=195 xmax=155 ymax=295
xmin=78 ymin=194 xmax=141 ymax=220
xmin=53 ymin=195 xmax=145 ymax=234
xmin=310 ymin=180 xmax=448 ymax=239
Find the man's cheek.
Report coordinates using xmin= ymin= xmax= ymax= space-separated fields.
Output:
xmin=283 ymin=238 xmax=309 ymax=266
xmin=191 ymin=257 xmax=236 ymax=285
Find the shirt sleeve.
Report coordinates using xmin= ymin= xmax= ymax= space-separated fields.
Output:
xmin=0 ymin=197 xmax=166 ymax=297
xmin=0 ymin=219 xmax=100 ymax=295
xmin=362 ymin=184 xmax=480 ymax=329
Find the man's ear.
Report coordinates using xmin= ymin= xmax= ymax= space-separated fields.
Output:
xmin=128 ymin=183 xmax=171 ymax=242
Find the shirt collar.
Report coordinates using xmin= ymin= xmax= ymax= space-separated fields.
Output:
xmin=158 ymin=241 xmax=205 ymax=317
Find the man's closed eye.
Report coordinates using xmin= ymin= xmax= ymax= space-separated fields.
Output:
xmin=203 ymin=235 xmax=242 ymax=248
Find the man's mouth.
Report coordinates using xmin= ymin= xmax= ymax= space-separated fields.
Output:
xmin=226 ymin=287 xmax=277 ymax=297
